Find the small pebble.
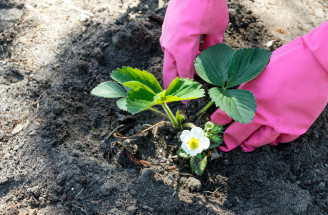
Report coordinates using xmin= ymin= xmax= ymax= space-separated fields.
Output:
xmin=314 ymin=169 xmax=321 ymax=175
xmin=80 ymin=15 xmax=89 ymax=22
xmin=109 ymin=208 xmax=121 ymax=215
xmin=78 ymin=176 xmax=88 ymax=184
xmin=140 ymin=168 xmax=154 ymax=181
xmin=187 ymin=177 xmax=201 ymax=192
xmin=73 ymin=150 xmax=80 ymax=157
xmin=6 ymin=206 xmax=18 ymax=215
xmin=302 ymin=180 xmax=311 ymax=186
xmin=164 ymin=175 xmax=174 ymax=187
xmin=265 ymin=40 xmax=273 ymax=47
xmin=210 ymin=149 xmax=220 ymax=160
xmin=2 ymin=61 xmax=7 ymax=65
xmin=56 ymin=172 xmax=67 ymax=186
xmin=127 ymin=205 xmax=138 ymax=215
xmin=100 ymin=183 xmax=117 ymax=196
xmin=52 ymin=101 xmax=63 ymax=115
xmin=180 ymin=177 xmax=188 ymax=185
xmin=317 ymin=182 xmax=326 ymax=191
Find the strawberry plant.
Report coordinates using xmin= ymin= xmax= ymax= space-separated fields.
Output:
xmin=91 ymin=43 xmax=272 ymax=176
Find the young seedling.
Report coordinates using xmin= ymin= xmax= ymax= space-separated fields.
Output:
xmin=91 ymin=67 xmax=204 ymax=130
xmin=194 ymin=44 xmax=272 ymax=124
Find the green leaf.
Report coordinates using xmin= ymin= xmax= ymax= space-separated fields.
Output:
xmin=209 ymin=88 xmax=257 ymax=124
xmin=123 ymin=81 xmax=156 ymax=96
xmin=111 ymin=67 xmax=162 ymax=94
xmin=209 ymin=142 xmax=220 ymax=150
xmin=123 ymin=77 xmax=204 ymax=115
xmin=177 ymin=148 xmax=191 ymax=159
xmin=194 ymin=44 xmax=235 ymax=87
xmin=163 ymin=77 xmax=205 ymax=103
xmin=210 ymin=135 xmax=223 ymax=146
xmin=211 ymin=124 xmax=223 ymax=134
xmin=195 ymin=44 xmax=271 ymax=89
xmin=226 ymin=48 xmax=272 ymax=88
xmin=125 ymin=88 xmax=161 ymax=114
xmin=204 ymin=121 xmax=214 ymax=132
xmin=116 ymin=97 xmax=127 ymax=111
xmin=91 ymin=81 xmax=127 ymax=98
xmin=190 ymin=152 xmax=207 ymax=176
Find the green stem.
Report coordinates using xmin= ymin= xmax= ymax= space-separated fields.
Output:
xmin=195 ymin=101 xmax=214 ymax=119
xmin=161 ymin=103 xmax=179 ymax=130
xmin=182 ymin=122 xmax=196 ymax=129
xmin=149 ymin=107 xmax=170 ymax=119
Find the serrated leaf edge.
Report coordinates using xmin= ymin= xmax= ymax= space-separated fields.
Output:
xmin=209 ymin=88 xmax=257 ymax=124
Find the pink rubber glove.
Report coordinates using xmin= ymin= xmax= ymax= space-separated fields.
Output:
xmin=160 ymin=0 xmax=229 ymax=88
xmin=211 ymin=21 xmax=328 ymax=152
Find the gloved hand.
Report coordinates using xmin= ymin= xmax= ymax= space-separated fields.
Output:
xmin=160 ymin=0 xmax=229 ymax=88
xmin=211 ymin=21 xmax=328 ymax=152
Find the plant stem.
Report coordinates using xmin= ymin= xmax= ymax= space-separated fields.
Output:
xmin=195 ymin=101 xmax=214 ymax=119
xmin=182 ymin=122 xmax=196 ymax=129
xmin=161 ymin=103 xmax=179 ymax=130
xmin=149 ymin=107 xmax=170 ymax=119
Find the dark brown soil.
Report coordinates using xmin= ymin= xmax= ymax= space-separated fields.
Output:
xmin=1 ymin=0 xmax=327 ymax=214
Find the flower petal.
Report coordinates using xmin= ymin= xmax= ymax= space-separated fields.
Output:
xmin=181 ymin=142 xmax=190 ymax=154
xmin=189 ymin=148 xmax=201 ymax=157
xmin=191 ymin=127 xmax=205 ymax=139
xmin=180 ymin=130 xmax=191 ymax=143
xmin=199 ymin=136 xmax=210 ymax=150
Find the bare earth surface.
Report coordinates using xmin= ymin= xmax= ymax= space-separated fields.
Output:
xmin=0 ymin=0 xmax=327 ymax=214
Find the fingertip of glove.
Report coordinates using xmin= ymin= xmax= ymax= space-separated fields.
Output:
xmin=210 ymin=109 xmax=233 ymax=125
xmin=270 ymin=139 xmax=280 ymax=146
xmin=219 ymin=142 xmax=256 ymax=152
xmin=219 ymin=145 xmax=232 ymax=152
xmin=240 ymin=143 xmax=256 ymax=152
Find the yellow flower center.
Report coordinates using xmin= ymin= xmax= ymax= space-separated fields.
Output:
xmin=188 ymin=137 xmax=199 ymax=150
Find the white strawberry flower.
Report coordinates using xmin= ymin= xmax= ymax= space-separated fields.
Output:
xmin=180 ymin=127 xmax=210 ymax=156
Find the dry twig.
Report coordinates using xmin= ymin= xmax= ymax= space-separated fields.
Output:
xmin=125 ymin=150 xmax=150 ymax=167
xmin=72 ymin=204 xmax=88 ymax=215
xmin=114 ymin=121 xmax=166 ymax=139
